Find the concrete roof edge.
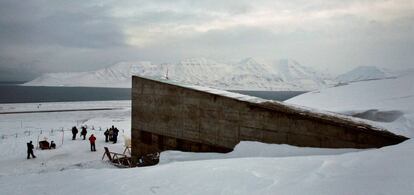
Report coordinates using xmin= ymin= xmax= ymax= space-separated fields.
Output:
xmin=132 ymin=75 xmax=409 ymax=141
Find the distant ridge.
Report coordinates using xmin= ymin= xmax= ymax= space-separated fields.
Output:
xmin=24 ymin=59 xmax=398 ymax=91
xmin=337 ymin=66 xmax=396 ymax=83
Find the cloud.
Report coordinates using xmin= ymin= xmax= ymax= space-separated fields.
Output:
xmin=0 ymin=0 xmax=413 ymax=81
xmin=120 ymin=0 xmax=414 ymax=47
xmin=0 ymin=0 xmax=125 ymax=48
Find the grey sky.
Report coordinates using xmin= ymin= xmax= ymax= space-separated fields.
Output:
xmin=0 ymin=0 xmax=413 ymax=81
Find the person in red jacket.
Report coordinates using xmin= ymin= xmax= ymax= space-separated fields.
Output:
xmin=88 ymin=134 xmax=96 ymax=152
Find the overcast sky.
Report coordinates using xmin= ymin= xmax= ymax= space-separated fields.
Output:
xmin=0 ymin=0 xmax=413 ymax=81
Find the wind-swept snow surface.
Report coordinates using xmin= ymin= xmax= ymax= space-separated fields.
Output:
xmin=2 ymin=137 xmax=414 ymax=195
xmin=287 ymin=72 xmax=414 ymax=138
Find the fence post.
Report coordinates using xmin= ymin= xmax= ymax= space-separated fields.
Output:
xmin=61 ymin=129 xmax=64 ymax=146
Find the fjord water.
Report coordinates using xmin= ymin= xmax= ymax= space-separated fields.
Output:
xmin=0 ymin=83 xmax=306 ymax=103
xmin=0 ymin=85 xmax=131 ymax=103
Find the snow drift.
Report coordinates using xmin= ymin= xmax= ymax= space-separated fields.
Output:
xmin=287 ymin=71 xmax=414 ymax=138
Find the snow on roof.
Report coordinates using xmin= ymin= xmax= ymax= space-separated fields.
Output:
xmin=134 ymin=75 xmax=407 ymax=139
xmin=134 ymin=75 xmax=269 ymax=103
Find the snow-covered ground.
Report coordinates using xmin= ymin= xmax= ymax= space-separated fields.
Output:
xmin=2 ymin=71 xmax=414 ymax=194
xmin=0 ymin=100 xmax=130 ymax=114
xmin=0 ymin=101 xmax=131 ymax=177
xmin=287 ymin=72 xmax=414 ymax=138
xmin=3 ymin=140 xmax=414 ymax=195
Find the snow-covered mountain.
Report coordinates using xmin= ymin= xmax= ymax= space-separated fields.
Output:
xmin=167 ymin=58 xmax=231 ymax=87
xmin=25 ymin=58 xmax=394 ymax=91
xmin=336 ymin=66 xmax=395 ymax=83
xmin=221 ymin=58 xmax=282 ymax=90
xmin=272 ymin=59 xmax=333 ymax=90
xmin=24 ymin=61 xmax=156 ymax=88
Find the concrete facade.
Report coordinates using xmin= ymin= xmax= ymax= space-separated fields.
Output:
xmin=131 ymin=76 xmax=407 ymax=158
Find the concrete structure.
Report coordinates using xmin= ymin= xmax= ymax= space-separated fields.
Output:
xmin=131 ymin=76 xmax=407 ymax=158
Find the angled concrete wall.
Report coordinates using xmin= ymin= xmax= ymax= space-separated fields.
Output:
xmin=131 ymin=76 xmax=407 ymax=158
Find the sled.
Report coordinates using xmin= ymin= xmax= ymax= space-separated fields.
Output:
xmin=136 ymin=152 xmax=160 ymax=167
xmin=39 ymin=141 xmax=50 ymax=150
xmin=102 ymin=147 xmax=132 ymax=168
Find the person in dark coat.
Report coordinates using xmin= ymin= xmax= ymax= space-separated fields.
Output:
xmin=89 ymin=134 xmax=96 ymax=151
xmin=50 ymin=141 xmax=56 ymax=149
xmin=80 ymin=126 xmax=87 ymax=140
xmin=104 ymin=129 xmax=109 ymax=142
xmin=112 ymin=128 xmax=119 ymax=144
xmin=72 ymin=126 xmax=78 ymax=140
xmin=27 ymin=141 xmax=36 ymax=159
xmin=109 ymin=125 xmax=115 ymax=141
xmin=108 ymin=129 xmax=113 ymax=142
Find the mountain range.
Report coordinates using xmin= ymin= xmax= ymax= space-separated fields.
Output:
xmin=336 ymin=66 xmax=396 ymax=83
xmin=23 ymin=58 xmax=394 ymax=91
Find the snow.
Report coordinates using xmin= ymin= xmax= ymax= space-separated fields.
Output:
xmin=0 ymin=100 xmax=130 ymax=114
xmin=337 ymin=66 xmax=395 ymax=83
xmin=25 ymin=59 xmax=405 ymax=91
xmin=22 ymin=61 xmax=148 ymax=88
xmin=2 ymin=136 xmax=414 ymax=194
xmin=287 ymin=72 xmax=414 ymax=137
xmin=2 ymin=70 xmax=414 ymax=194
xmin=24 ymin=58 xmax=336 ymax=91
xmin=159 ymin=141 xmax=359 ymax=164
xmin=0 ymin=101 xmax=131 ymax=177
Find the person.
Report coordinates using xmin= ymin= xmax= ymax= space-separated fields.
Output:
xmin=108 ymin=128 xmax=113 ymax=142
xmin=89 ymin=134 xmax=96 ymax=152
xmin=72 ymin=126 xmax=78 ymax=140
xmin=50 ymin=141 xmax=56 ymax=149
xmin=80 ymin=126 xmax=87 ymax=140
xmin=112 ymin=127 xmax=119 ymax=144
xmin=104 ymin=129 xmax=109 ymax=142
xmin=27 ymin=141 xmax=36 ymax=159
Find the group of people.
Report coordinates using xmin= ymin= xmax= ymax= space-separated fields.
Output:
xmin=72 ymin=126 xmax=97 ymax=152
xmin=27 ymin=125 xmax=120 ymax=159
xmin=71 ymin=126 xmax=88 ymax=140
xmin=104 ymin=125 xmax=120 ymax=144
